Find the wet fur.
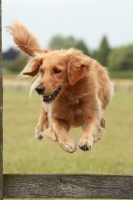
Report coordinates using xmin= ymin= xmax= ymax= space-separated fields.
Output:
xmin=7 ymin=20 xmax=114 ymax=153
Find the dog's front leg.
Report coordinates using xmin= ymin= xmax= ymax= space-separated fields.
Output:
xmin=51 ymin=117 xmax=77 ymax=153
xmin=35 ymin=107 xmax=48 ymax=140
xmin=78 ymin=116 xmax=100 ymax=151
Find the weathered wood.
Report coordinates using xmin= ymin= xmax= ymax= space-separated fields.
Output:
xmin=0 ymin=0 xmax=3 ymax=199
xmin=3 ymin=174 xmax=133 ymax=199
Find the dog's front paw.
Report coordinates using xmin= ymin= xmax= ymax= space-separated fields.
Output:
xmin=35 ymin=126 xmax=44 ymax=140
xmin=59 ymin=138 xmax=77 ymax=153
xmin=78 ymin=135 xmax=93 ymax=151
xmin=35 ymin=131 xmax=43 ymax=140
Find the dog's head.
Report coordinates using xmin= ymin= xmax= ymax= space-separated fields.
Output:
xmin=22 ymin=48 xmax=91 ymax=103
xmin=7 ymin=21 xmax=91 ymax=103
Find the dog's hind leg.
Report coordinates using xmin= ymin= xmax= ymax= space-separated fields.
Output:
xmin=93 ymin=118 xmax=106 ymax=143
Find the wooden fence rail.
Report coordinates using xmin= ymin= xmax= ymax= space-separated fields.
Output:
xmin=1 ymin=2 xmax=133 ymax=199
xmin=3 ymin=174 xmax=133 ymax=199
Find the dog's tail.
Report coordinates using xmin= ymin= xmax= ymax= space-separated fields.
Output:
xmin=6 ymin=20 xmax=49 ymax=57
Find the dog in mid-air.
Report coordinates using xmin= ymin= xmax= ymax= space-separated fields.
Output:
xmin=7 ymin=20 xmax=114 ymax=153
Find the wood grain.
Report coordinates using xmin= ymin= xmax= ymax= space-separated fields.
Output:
xmin=3 ymin=174 xmax=133 ymax=199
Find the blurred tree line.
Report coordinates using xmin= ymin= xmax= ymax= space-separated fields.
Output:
xmin=2 ymin=35 xmax=133 ymax=78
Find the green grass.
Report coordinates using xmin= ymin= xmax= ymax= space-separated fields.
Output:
xmin=3 ymin=89 xmax=133 ymax=175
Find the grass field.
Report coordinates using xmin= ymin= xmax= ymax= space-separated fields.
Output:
xmin=3 ymin=88 xmax=133 ymax=176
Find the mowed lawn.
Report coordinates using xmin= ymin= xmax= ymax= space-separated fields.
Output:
xmin=3 ymin=89 xmax=133 ymax=174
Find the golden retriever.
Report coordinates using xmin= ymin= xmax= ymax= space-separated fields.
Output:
xmin=7 ymin=20 xmax=114 ymax=153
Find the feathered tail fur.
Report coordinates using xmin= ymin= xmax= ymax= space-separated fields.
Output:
xmin=6 ymin=20 xmax=50 ymax=56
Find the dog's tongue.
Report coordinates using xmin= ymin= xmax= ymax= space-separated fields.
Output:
xmin=43 ymin=95 xmax=52 ymax=102
xmin=42 ymin=88 xmax=61 ymax=102
xmin=43 ymin=95 xmax=51 ymax=100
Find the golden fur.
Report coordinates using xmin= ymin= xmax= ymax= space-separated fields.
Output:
xmin=7 ymin=20 xmax=114 ymax=153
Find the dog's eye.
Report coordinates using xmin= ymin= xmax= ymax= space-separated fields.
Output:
xmin=53 ymin=68 xmax=61 ymax=74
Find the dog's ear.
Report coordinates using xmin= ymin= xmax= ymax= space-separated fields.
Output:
xmin=21 ymin=56 xmax=43 ymax=76
xmin=67 ymin=49 xmax=90 ymax=85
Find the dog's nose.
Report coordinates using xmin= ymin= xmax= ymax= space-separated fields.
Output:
xmin=35 ymin=86 xmax=45 ymax=94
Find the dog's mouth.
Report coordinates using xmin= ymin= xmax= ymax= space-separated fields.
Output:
xmin=43 ymin=88 xmax=61 ymax=103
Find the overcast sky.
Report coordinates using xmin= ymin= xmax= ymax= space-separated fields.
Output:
xmin=2 ymin=0 xmax=133 ymax=52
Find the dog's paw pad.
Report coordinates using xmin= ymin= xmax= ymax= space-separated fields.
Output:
xmin=78 ymin=137 xmax=93 ymax=151
xmin=35 ymin=133 xmax=43 ymax=140
xmin=78 ymin=144 xmax=92 ymax=151
xmin=38 ymin=135 xmax=43 ymax=140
